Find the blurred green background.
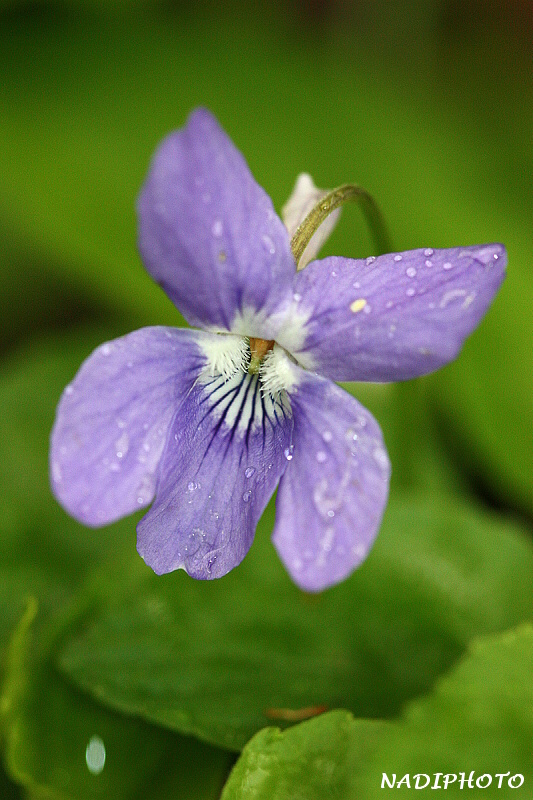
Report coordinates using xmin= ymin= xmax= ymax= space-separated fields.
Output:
xmin=1 ymin=1 xmax=531 ymax=797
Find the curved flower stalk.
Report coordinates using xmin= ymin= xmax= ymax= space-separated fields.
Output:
xmin=50 ymin=109 xmax=506 ymax=592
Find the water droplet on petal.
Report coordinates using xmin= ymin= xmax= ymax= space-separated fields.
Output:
xmin=406 ymin=266 xmax=417 ymax=278
xmin=245 ymin=467 xmax=256 ymax=478
xmin=101 ymin=344 xmax=111 ymax=356
xmin=316 ymin=451 xmax=327 ymax=463
xmin=115 ymin=432 xmax=129 ymax=459
xmin=212 ymin=219 xmax=223 ymax=237
xmin=242 ymin=490 xmax=252 ymax=502
xmin=327 ymin=510 xmax=335 ymax=518
xmin=352 ymin=281 xmax=361 ymax=289
xmin=365 ymin=256 xmax=375 ymax=266
xmin=424 ymin=248 xmax=434 ymax=257
xmin=65 ymin=385 xmax=74 ymax=396
xmin=406 ymin=287 xmax=416 ymax=297
xmin=394 ymin=254 xmax=403 ymax=262
xmin=284 ymin=445 xmax=294 ymax=461
xmin=373 ymin=446 xmax=389 ymax=471
xmin=187 ymin=481 xmax=197 ymax=492
xmin=322 ymin=430 xmax=333 ymax=442
xmin=293 ymin=292 xmax=302 ymax=302
xmin=443 ymin=261 xmax=453 ymax=270
xmin=261 ymin=234 xmax=276 ymax=255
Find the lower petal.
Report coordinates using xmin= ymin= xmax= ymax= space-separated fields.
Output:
xmin=50 ymin=327 xmax=205 ymax=526
xmin=272 ymin=371 xmax=390 ymax=592
xmin=137 ymin=369 xmax=293 ymax=580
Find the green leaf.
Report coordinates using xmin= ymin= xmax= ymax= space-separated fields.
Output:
xmin=1 ymin=600 xmax=232 ymax=800
xmin=221 ymin=712 xmax=389 ymax=800
xmin=58 ymin=498 xmax=533 ymax=751
xmin=221 ymin=625 xmax=533 ymax=799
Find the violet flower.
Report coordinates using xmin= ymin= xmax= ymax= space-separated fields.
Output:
xmin=50 ymin=109 xmax=505 ymax=592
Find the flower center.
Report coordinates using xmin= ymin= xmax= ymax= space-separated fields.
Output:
xmin=248 ymin=337 xmax=275 ymax=373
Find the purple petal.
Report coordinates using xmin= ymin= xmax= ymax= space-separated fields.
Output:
xmin=285 ymin=244 xmax=506 ymax=381
xmin=272 ymin=371 xmax=390 ymax=592
xmin=137 ymin=108 xmax=295 ymax=338
xmin=50 ymin=327 xmax=204 ymax=526
xmin=137 ymin=369 xmax=293 ymax=580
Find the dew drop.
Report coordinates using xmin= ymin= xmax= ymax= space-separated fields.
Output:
xmin=373 ymin=447 xmax=389 ymax=471
xmin=425 ymin=259 xmax=433 ymax=267
xmin=212 ymin=219 xmax=223 ymax=237
xmin=327 ymin=510 xmax=335 ymax=518
xmin=352 ymin=281 xmax=361 ymax=289
xmin=331 ymin=270 xmax=337 ymax=277
xmin=443 ymin=261 xmax=453 ymax=270
xmin=293 ymin=292 xmax=302 ymax=302
xmin=406 ymin=287 xmax=416 ymax=297
xmin=245 ymin=467 xmax=256 ymax=479
xmin=406 ymin=266 xmax=417 ymax=278
xmin=101 ymin=344 xmax=111 ymax=356
xmin=424 ymin=248 xmax=434 ymax=257
xmin=187 ymin=481 xmax=198 ymax=492
xmin=394 ymin=254 xmax=403 ymax=262
xmin=86 ymin=736 xmax=106 ymax=775
xmin=242 ymin=490 xmax=252 ymax=502
xmin=322 ymin=430 xmax=333 ymax=442
xmin=321 ymin=527 xmax=335 ymax=550
xmin=136 ymin=474 xmax=155 ymax=505
xmin=474 ymin=247 xmax=500 ymax=265
xmin=316 ymin=451 xmax=327 ymax=463
xmin=261 ymin=234 xmax=276 ymax=255
xmin=65 ymin=385 xmax=74 ymax=396
xmin=115 ymin=432 xmax=129 ymax=459
xmin=365 ymin=256 xmax=375 ymax=266
xmin=284 ymin=445 xmax=294 ymax=461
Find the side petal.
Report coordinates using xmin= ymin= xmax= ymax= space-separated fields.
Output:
xmin=50 ymin=327 xmax=205 ymax=526
xmin=272 ymin=372 xmax=390 ymax=592
xmin=137 ymin=370 xmax=294 ymax=580
xmin=137 ymin=108 xmax=295 ymax=339
xmin=282 ymin=173 xmax=341 ymax=270
xmin=284 ymin=244 xmax=506 ymax=381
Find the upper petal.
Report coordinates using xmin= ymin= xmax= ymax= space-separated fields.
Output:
xmin=50 ymin=327 xmax=205 ymax=526
xmin=137 ymin=367 xmax=293 ymax=580
xmin=284 ymin=244 xmax=506 ymax=382
xmin=272 ymin=370 xmax=390 ymax=592
xmin=137 ymin=108 xmax=296 ymax=337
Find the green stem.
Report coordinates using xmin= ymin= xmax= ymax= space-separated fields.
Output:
xmin=290 ymin=183 xmax=392 ymax=267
